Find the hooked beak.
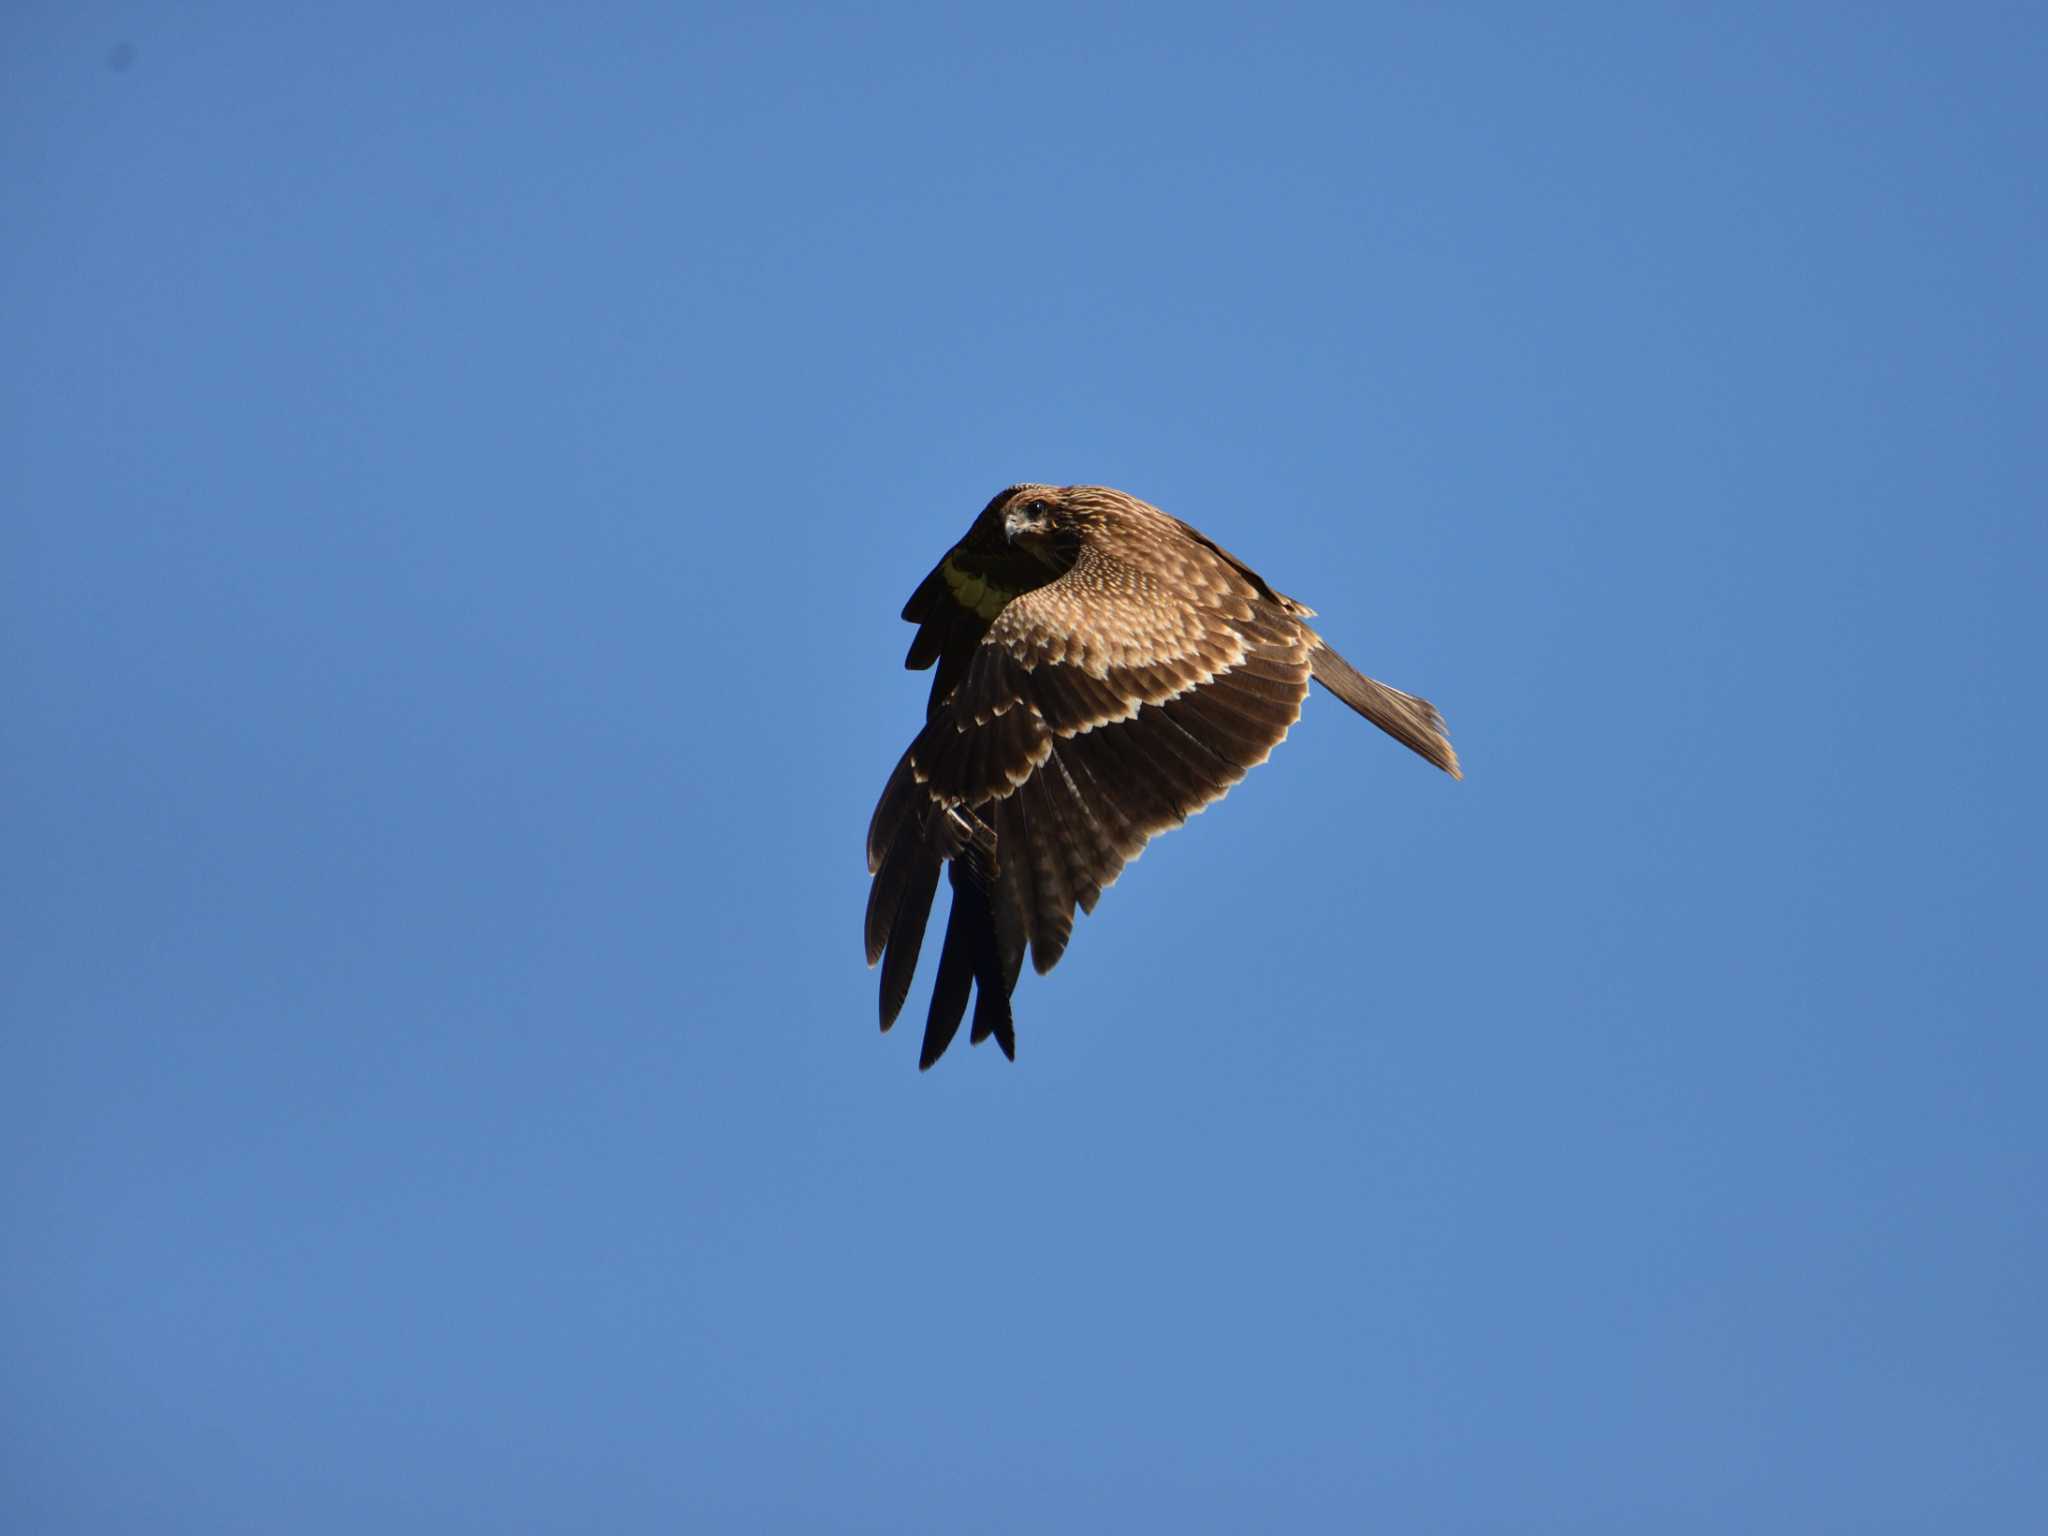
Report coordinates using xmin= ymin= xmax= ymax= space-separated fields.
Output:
xmin=1003 ymin=508 xmax=1033 ymax=544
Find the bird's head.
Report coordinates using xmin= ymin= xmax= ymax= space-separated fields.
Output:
xmin=999 ymin=485 xmax=1085 ymax=569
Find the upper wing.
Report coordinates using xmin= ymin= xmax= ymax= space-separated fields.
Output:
xmin=866 ymin=538 xmax=1312 ymax=1065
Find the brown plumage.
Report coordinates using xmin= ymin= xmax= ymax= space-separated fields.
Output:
xmin=865 ymin=484 xmax=1460 ymax=1069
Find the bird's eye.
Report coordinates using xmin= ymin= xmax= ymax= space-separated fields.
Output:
xmin=1026 ymin=499 xmax=1050 ymax=516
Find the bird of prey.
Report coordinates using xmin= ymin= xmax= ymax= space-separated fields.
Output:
xmin=864 ymin=484 xmax=1460 ymax=1069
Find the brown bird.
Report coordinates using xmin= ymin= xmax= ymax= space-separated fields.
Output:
xmin=865 ymin=484 xmax=1460 ymax=1069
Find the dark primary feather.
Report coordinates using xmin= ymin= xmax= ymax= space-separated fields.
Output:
xmin=865 ymin=484 xmax=1459 ymax=1069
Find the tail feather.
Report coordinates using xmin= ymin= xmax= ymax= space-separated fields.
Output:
xmin=920 ymin=862 xmax=1013 ymax=1069
xmin=1309 ymin=642 xmax=1462 ymax=779
xmin=970 ymin=992 xmax=1017 ymax=1060
xmin=965 ymin=867 xmax=1016 ymax=1060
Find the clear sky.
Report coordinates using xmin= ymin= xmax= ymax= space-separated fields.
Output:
xmin=5 ymin=3 xmax=2043 ymax=1530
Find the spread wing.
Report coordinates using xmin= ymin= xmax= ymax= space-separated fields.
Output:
xmin=865 ymin=528 xmax=1312 ymax=1067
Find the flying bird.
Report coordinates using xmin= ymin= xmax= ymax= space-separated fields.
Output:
xmin=865 ymin=484 xmax=1460 ymax=1069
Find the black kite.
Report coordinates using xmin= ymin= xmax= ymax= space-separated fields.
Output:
xmin=865 ymin=485 xmax=1459 ymax=1068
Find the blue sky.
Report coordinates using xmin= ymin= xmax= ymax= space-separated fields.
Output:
xmin=5 ymin=3 xmax=2043 ymax=1530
